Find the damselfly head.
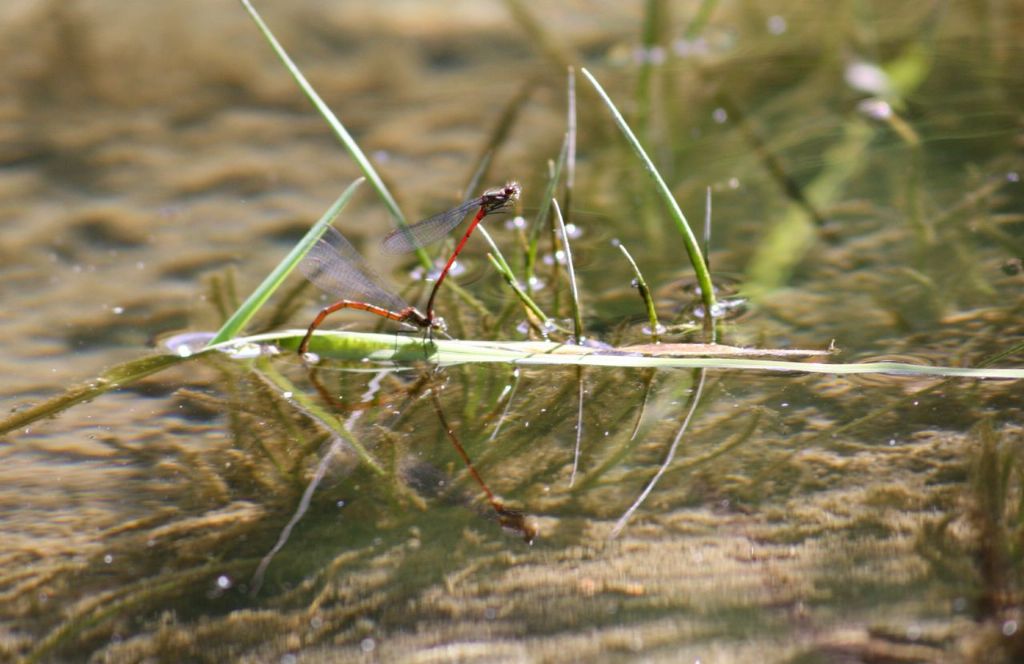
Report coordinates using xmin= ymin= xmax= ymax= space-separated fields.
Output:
xmin=431 ymin=316 xmax=448 ymax=333
xmin=481 ymin=181 xmax=521 ymax=214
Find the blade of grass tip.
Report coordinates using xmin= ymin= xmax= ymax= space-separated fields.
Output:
xmin=237 ymin=0 xmax=430 ymax=269
xmin=701 ymin=186 xmax=717 ymax=342
xmin=553 ymin=199 xmax=584 ymax=342
xmin=206 ymin=273 xmax=231 ymax=322
xmin=580 ymin=68 xmax=717 ymax=337
xmin=206 ymin=177 xmax=364 ymax=346
xmin=616 ymin=241 xmax=662 ymax=343
xmin=610 ymin=367 xmax=706 ymax=538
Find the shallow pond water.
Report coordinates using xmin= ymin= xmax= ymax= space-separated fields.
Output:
xmin=1 ymin=1 xmax=1023 ymax=662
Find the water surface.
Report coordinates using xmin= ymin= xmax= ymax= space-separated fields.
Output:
xmin=1 ymin=1 xmax=1022 ymax=661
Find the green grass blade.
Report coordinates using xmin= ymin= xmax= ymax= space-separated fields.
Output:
xmin=580 ymin=68 xmax=717 ymax=333
xmin=207 ymin=178 xmax=364 ymax=345
xmin=553 ymin=199 xmax=584 ymax=342
xmin=237 ymin=0 xmax=431 ymax=269
xmin=0 ymin=353 xmax=192 ymax=437
xmin=617 ymin=242 xmax=662 ymax=343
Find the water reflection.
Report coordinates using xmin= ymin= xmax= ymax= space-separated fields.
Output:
xmin=2 ymin=0 xmax=1023 ymax=661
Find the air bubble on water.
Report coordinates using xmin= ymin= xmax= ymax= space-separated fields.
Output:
xmin=857 ymin=98 xmax=893 ymax=121
xmin=767 ymin=15 xmax=787 ymax=34
xmin=845 ymin=61 xmax=891 ymax=96
xmin=640 ymin=323 xmax=667 ymax=336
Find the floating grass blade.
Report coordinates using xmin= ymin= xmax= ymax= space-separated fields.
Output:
xmin=616 ymin=241 xmax=662 ymax=343
xmin=4 ymin=333 xmax=1023 ymax=442
xmin=237 ymin=0 xmax=431 ymax=269
xmin=580 ymin=68 xmax=717 ymax=336
xmin=206 ymin=178 xmax=364 ymax=346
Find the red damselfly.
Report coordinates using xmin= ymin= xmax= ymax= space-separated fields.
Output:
xmin=296 ymin=226 xmax=441 ymax=356
xmin=381 ymin=181 xmax=521 ymax=321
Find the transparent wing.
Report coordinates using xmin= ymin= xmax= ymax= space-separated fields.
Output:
xmin=298 ymin=226 xmax=409 ymax=313
xmin=380 ymin=197 xmax=481 ymax=254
